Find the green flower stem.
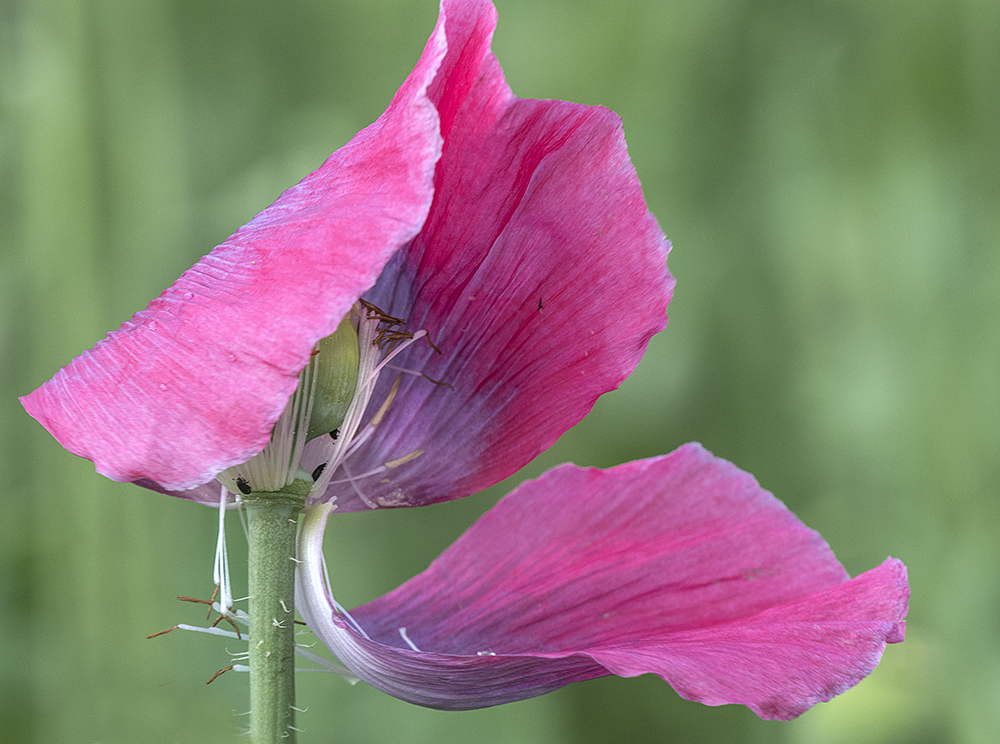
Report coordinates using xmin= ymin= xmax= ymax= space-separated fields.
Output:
xmin=244 ymin=496 xmax=303 ymax=743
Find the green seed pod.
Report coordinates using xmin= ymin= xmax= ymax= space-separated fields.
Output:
xmin=306 ymin=315 xmax=360 ymax=441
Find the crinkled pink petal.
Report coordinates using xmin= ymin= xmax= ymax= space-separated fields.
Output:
xmin=22 ymin=0 xmax=671 ymax=507
xmin=318 ymin=0 xmax=673 ymax=511
xmin=19 ymin=20 xmax=446 ymax=492
xmin=297 ymin=443 xmax=908 ymax=715
xmin=590 ymin=559 xmax=908 ymax=720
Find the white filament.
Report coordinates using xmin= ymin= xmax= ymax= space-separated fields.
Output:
xmin=213 ymin=484 xmax=234 ymax=614
xmin=308 ymin=305 xmax=431 ymax=501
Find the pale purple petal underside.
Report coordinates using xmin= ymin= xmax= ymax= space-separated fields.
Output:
xmin=318 ymin=0 xmax=674 ymax=511
xmin=21 ymin=21 xmax=446 ymax=491
xmin=297 ymin=443 xmax=908 ymax=717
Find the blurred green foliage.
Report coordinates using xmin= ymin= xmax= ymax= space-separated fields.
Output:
xmin=2 ymin=0 xmax=997 ymax=742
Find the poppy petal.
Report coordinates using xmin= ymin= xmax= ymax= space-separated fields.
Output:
xmin=319 ymin=0 xmax=674 ymax=511
xmin=297 ymin=443 xmax=908 ymax=715
xmin=21 ymin=16 xmax=446 ymax=491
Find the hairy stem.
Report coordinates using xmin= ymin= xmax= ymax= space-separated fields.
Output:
xmin=245 ymin=498 xmax=300 ymax=743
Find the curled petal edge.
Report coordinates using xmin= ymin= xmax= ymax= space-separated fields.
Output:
xmin=295 ymin=503 xmax=608 ymax=709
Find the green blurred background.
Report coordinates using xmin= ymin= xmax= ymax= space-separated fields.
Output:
xmin=2 ymin=0 xmax=996 ymax=741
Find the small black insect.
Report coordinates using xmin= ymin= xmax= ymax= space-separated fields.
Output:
xmin=538 ymin=297 xmax=543 ymax=311
xmin=311 ymin=463 xmax=327 ymax=481
xmin=330 ymin=428 xmax=340 ymax=441
xmin=235 ymin=476 xmax=252 ymax=495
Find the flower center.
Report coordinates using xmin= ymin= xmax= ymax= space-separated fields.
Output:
xmin=216 ymin=301 xmax=434 ymax=503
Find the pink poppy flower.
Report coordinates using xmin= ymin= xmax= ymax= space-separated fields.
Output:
xmin=20 ymin=0 xmax=673 ymax=508
xmin=296 ymin=443 xmax=909 ymax=719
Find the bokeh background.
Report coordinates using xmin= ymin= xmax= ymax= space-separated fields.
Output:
xmin=2 ymin=0 xmax=997 ymax=742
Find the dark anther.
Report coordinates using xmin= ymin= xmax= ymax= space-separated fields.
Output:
xmin=146 ymin=625 xmax=179 ymax=639
xmin=206 ymin=665 xmax=234 ymax=685
xmin=177 ymin=593 xmax=242 ymax=638
xmin=312 ymin=463 xmax=327 ymax=481
xmin=359 ymin=299 xmax=404 ymax=327
xmin=421 ymin=372 xmax=454 ymax=390
xmin=358 ymin=298 xmax=443 ymax=355
xmin=236 ymin=476 xmax=252 ymax=495
xmin=423 ymin=333 xmax=442 ymax=354
xmin=373 ymin=327 xmax=414 ymax=352
xmin=330 ymin=428 xmax=340 ymax=440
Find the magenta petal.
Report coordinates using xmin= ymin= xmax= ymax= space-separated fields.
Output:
xmin=23 ymin=0 xmax=671 ymax=505
xmin=590 ymin=559 xmax=908 ymax=720
xmin=297 ymin=443 xmax=908 ymax=715
xmin=20 ymin=23 xmax=446 ymax=491
xmin=319 ymin=0 xmax=674 ymax=511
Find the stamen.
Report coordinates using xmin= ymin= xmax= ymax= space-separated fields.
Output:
xmin=371 ymin=332 xmax=430 ymax=378
xmin=146 ymin=625 xmax=179 ymax=639
xmin=307 ymin=302 xmax=426 ymax=497
xmin=211 ymin=613 xmax=243 ymax=637
xmin=340 ymin=461 xmax=379 ymax=510
xmin=368 ymin=375 xmax=401 ymax=427
xmin=217 ymin=344 xmax=322 ymax=494
xmin=207 ymin=300 xmax=446 ymax=504
xmin=178 ymin=595 xmax=244 ymax=638
xmin=384 ymin=450 xmax=423 ymax=469
xmin=151 ymin=611 xmax=355 ymax=683
xmin=214 ymin=599 xmax=249 ymax=623
xmin=422 ymin=333 xmax=442 ymax=355
xmin=358 ymin=299 xmax=405 ymax=328
xmin=386 ymin=365 xmax=454 ymax=389
xmin=171 ymin=623 xmax=241 ymax=640
xmin=323 ymin=465 xmax=387 ymax=485
xmin=320 ymin=451 xmax=421 ymax=488
xmin=205 ymin=584 xmax=219 ymax=620
xmin=214 ymin=485 xmax=234 ymax=616
xmin=206 ymin=665 xmax=235 ymax=684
